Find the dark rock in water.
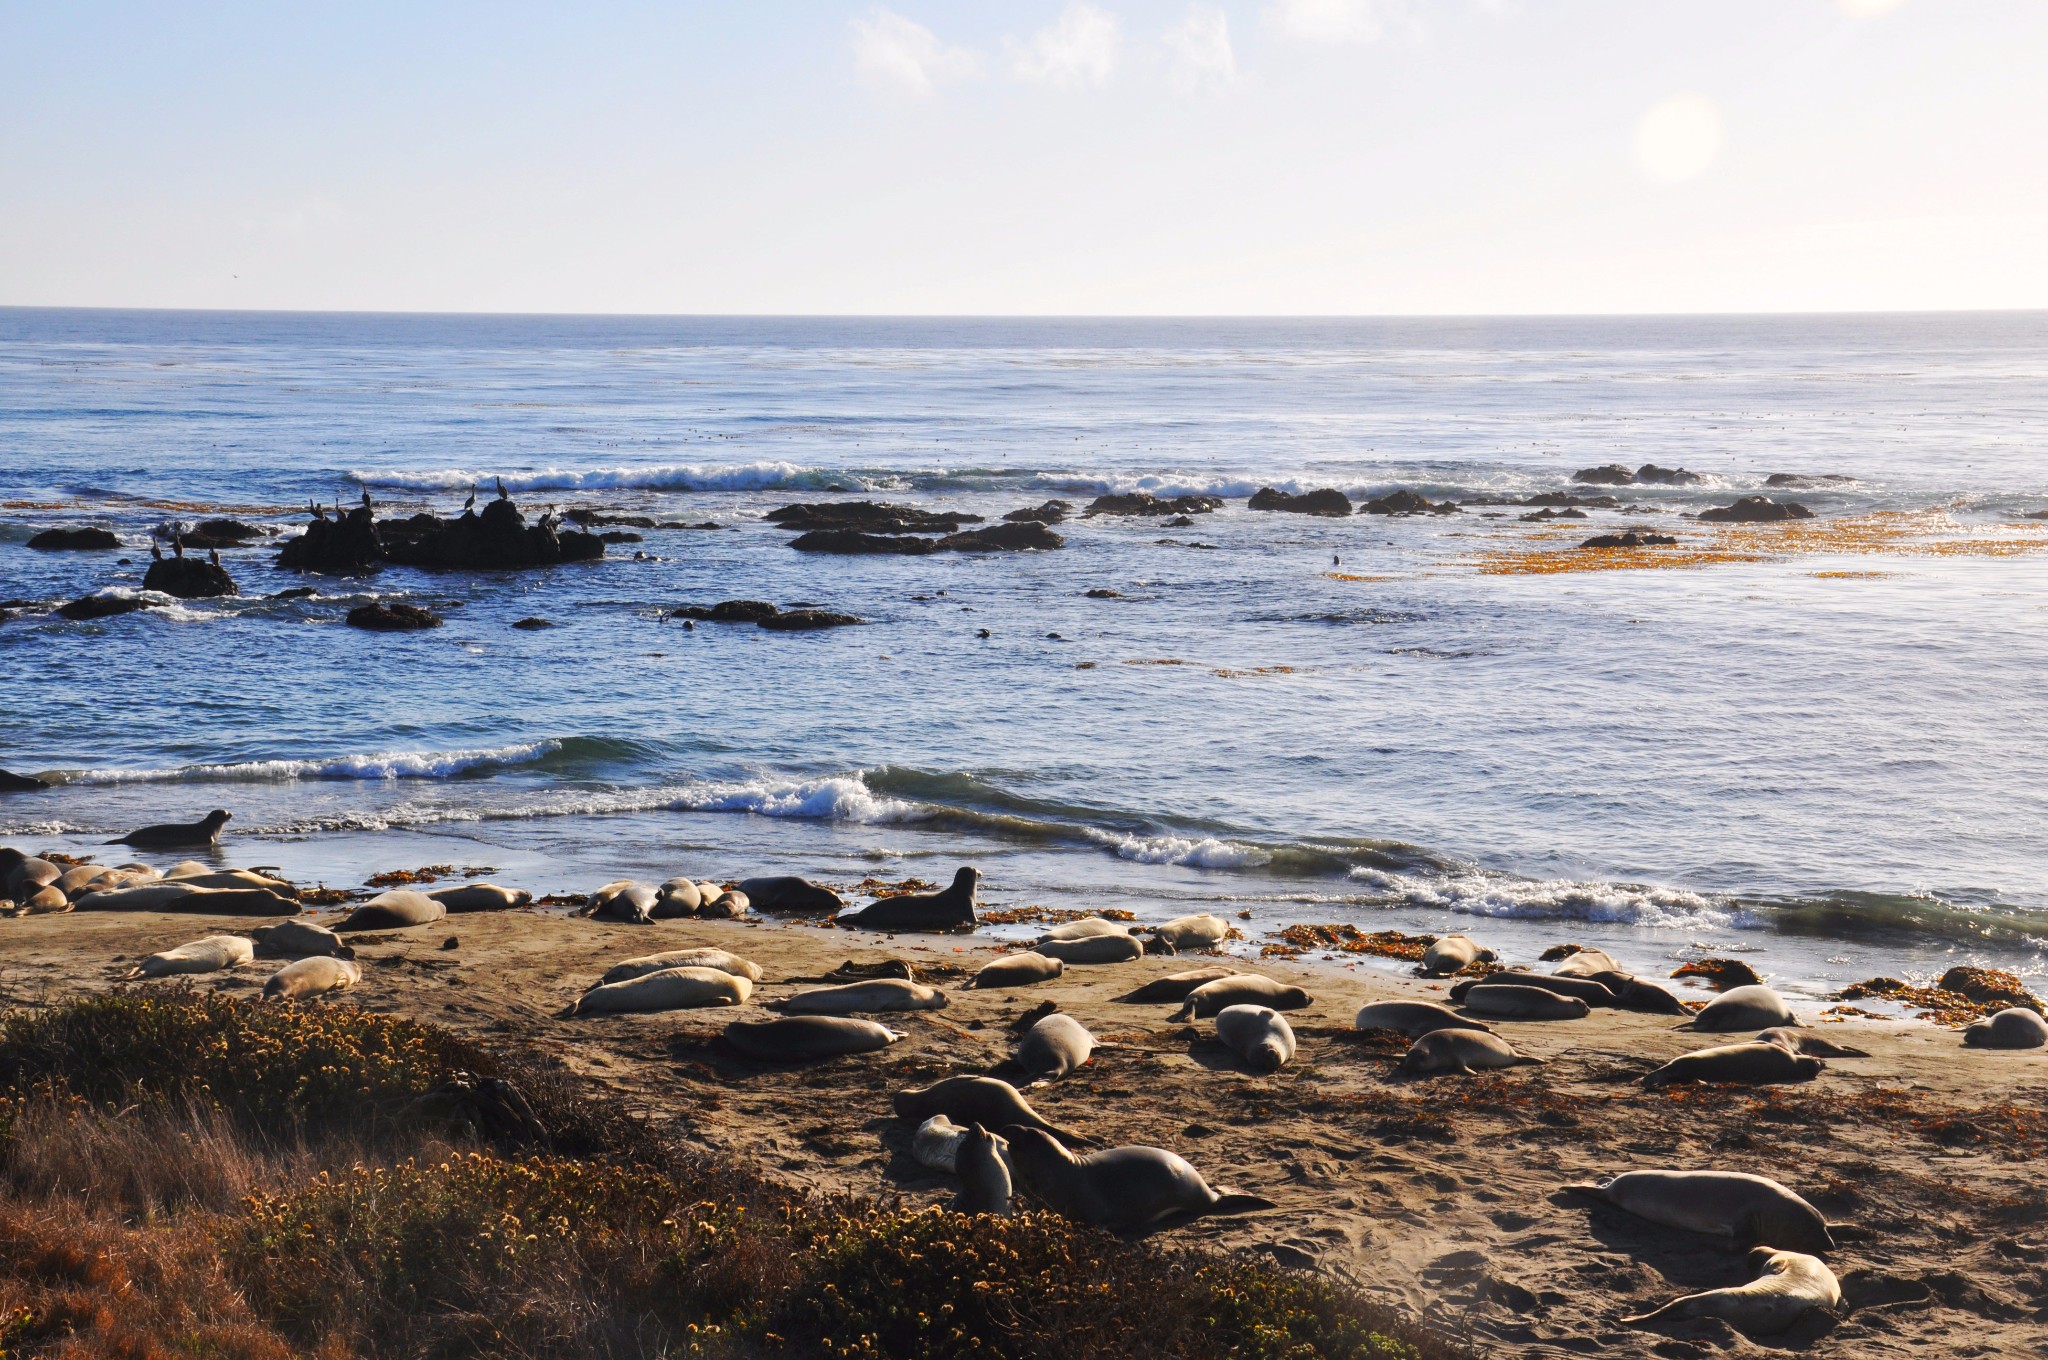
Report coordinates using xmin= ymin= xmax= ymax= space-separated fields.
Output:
xmin=1696 ymin=496 xmax=1815 ymax=524
xmin=1523 ymin=492 xmax=1621 ymax=509
xmin=57 ymin=593 xmax=154 ymax=621
xmin=597 ymin=530 xmax=643 ymax=544
xmin=2026 ymin=509 xmax=2048 ymax=521
xmin=156 ymin=518 xmax=266 ymax=549
xmin=758 ymin=609 xmax=862 ymax=631
xmin=566 ymin=509 xmax=657 ymax=528
xmin=1360 ymin=489 xmax=1461 ymax=516
xmin=1765 ymin=473 xmax=1857 ymax=489
xmin=1084 ymin=588 xmax=1122 ymax=599
xmin=1634 ymin=463 xmax=1704 ymax=485
xmin=936 ymin=521 xmax=1063 ymax=552
xmin=765 ymin=501 xmax=978 ymax=533
xmin=789 ymin=529 xmax=937 ymax=555
xmin=27 ymin=527 xmax=119 ymax=551
xmin=142 ymin=556 xmax=238 ymax=599
xmin=1520 ymin=508 xmax=1588 ymax=521
xmin=1249 ymin=486 xmax=1353 ymax=516
xmin=1572 ymin=464 xmax=1637 ymax=486
xmin=675 ymin=600 xmax=783 ymax=622
xmin=511 ymin=617 xmax=554 ymax=630
xmin=1162 ymin=514 xmax=1195 ymax=527
xmin=276 ymin=502 xmax=383 ymax=574
xmin=269 ymin=587 xmax=316 ymax=600
xmin=346 ymin=601 xmax=443 ymax=632
xmin=1003 ymin=500 xmax=1071 ymax=524
xmin=0 ymin=768 xmax=50 ymax=792
xmin=1084 ymin=492 xmax=1222 ymax=517
xmin=280 ymin=495 xmax=602 ymax=573
xmin=1580 ymin=530 xmax=1678 ymax=549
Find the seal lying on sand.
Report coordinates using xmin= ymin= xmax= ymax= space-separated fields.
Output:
xmin=1756 ymin=1027 xmax=1866 ymax=1058
xmin=738 ymin=875 xmax=842 ymax=914
xmin=1354 ymin=1000 xmax=1492 ymax=1037
xmin=838 ymin=866 xmax=979 ymax=932
xmin=109 ymin=809 xmax=232 ymax=848
xmin=598 ymin=948 xmax=763 ymax=986
xmin=123 ymin=934 xmax=254 ymax=979
xmin=1450 ymin=972 xmax=1615 ymax=1007
xmin=1114 ymin=967 xmax=1236 ymax=1004
xmin=651 ymin=878 xmax=701 ymax=917
xmin=1394 ymin=1028 xmax=1541 ymax=1077
xmin=968 ymin=952 xmax=1064 ymax=989
xmin=775 ymin=979 xmax=949 ymax=1014
xmin=1150 ymin=914 xmax=1228 ymax=951
xmin=1173 ymin=974 xmax=1311 ymax=1021
xmin=893 ymin=1076 xmax=1086 ymax=1144
xmin=586 ymin=880 xmax=658 ymax=924
xmin=1548 ymin=946 xmax=1626 ymax=979
xmin=71 ymin=883 xmax=200 ymax=912
xmin=1680 ymin=984 xmax=1799 ymax=1032
xmin=699 ymin=888 xmax=749 ymax=919
xmin=2 ymin=852 xmax=60 ymax=898
xmin=151 ymin=868 xmax=295 ymax=898
xmin=251 ymin=919 xmax=354 ymax=959
xmin=1215 ymin=1004 xmax=1295 ymax=1073
xmin=333 ymin=890 xmax=446 ymax=931
xmin=1963 ymin=1007 xmax=2048 ymax=1049
xmin=723 ymin=1015 xmax=903 ymax=1061
xmin=1588 ymin=971 xmax=1687 ymax=1014
xmin=1033 ymin=934 xmax=1145 ymax=965
xmin=426 ymin=883 xmax=530 ymax=913
xmin=1040 ymin=917 xmax=1135 ymax=942
xmin=1004 ymin=1128 xmax=1277 ymax=1235
xmin=955 ymin=1124 xmax=1014 ymax=1214
xmin=567 ymin=966 xmax=752 ymax=1015
xmin=1624 ymin=1248 xmax=1840 ymax=1334
xmin=264 ymin=956 xmax=361 ymax=1001
xmin=1460 ymin=984 xmax=1589 ymax=1021
xmin=1013 ymin=1012 xmax=1096 ymax=1080
xmin=1419 ymin=933 xmax=1495 ymax=977
xmin=1564 ymin=1170 xmax=1835 ymax=1254
xmin=1642 ymin=1041 xmax=1823 ymax=1088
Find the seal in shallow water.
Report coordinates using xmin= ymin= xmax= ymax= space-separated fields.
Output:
xmin=1623 ymin=1247 xmax=1840 ymax=1334
xmin=1680 ymin=984 xmax=1799 ymax=1032
xmin=109 ymin=809 xmax=232 ymax=849
xmin=838 ymin=866 xmax=979 ymax=932
xmin=1418 ymin=933 xmax=1495 ymax=977
xmin=263 ymin=955 xmax=361 ymax=1001
xmin=333 ymin=890 xmax=446 ymax=931
xmin=1563 ymin=1170 xmax=1835 ymax=1254
xmin=1215 ymin=1004 xmax=1295 ymax=1073
xmin=1962 ymin=1007 xmax=2048 ymax=1049
xmin=124 ymin=934 xmax=255 ymax=979
xmin=1172 ymin=974 xmax=1311 ymax=1021
xmin=722 ymin=1015 xmax=903 ymax=1062
xmin=1003 ymin=1127 xmax=1277 ymax=1235
xmin=1393 ymin=1028 xmax=1540 ymax=1077
xmin=1641 ymin=1041 xmax=1823 ymax=1088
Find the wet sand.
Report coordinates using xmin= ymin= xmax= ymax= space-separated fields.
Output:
xmin=4 ymin=905 xmax=2043 ymax=1358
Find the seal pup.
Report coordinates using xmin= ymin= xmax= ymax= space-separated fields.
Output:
xmin=838 ymin=866 xmax=979 ymax=932
xmin=1680 ymin=984 xmax=1799 ymax=1032
xmin=1394 ymin=1028 xmax=1541 ymax=1077
xmin=1459 ymin=984 xmax=1589 ymax=1021
xmin=20 ymin=884 xmax=70 ymax=913
xmin=1564 ymin=1170 xmax=1835 ymax=1254
xmin=1013 ymin=1012 xmax=1096 ymax=1081
xmin=1548 ymin=945 xmax=1626 ymax=979
xmin=651 ymin=877 xmax=702 ymax=917
xmin=893 ymin=1076 xmax=1087 ymax=1144
xmin=1449 ymin=972 xmax=1615 ymax=1007
xmin=774 ymin=979 xmax=948 ymax=1014
xmin=426 ymin=883 xmax=531 ymax=913
xmin=1756 ymin=1027 xmax=1867 ymax=1058
xmin=1173 ymin=974 xmax=1311 ymax=1021
xmin=913 ymin=1113 xmax=972 ymax=1172
xmin=1003 ymin=1128 xmax=1276 ymax=1235
xmin=1114 ymin=967 xmax=1236 ymax=1004
xmin=334 ymin=890 xmax=446 ymax=931
xmin=1214 ymin=1004 xmax=1295 ymax=1073
xmin=723 ymin=1015 xmax=903 ymax=1062
xmin=263 ymin=956 xmax=361 ymax=1002
xmin=1962 ymin=1007 xmax=2048 ymax=1049
xmin=954 ymin=1124 xmax=1014 ymax=1215
xmin=1150 ymin=914 xmax=1228 ymax=952
xmin=1642 ymin=1041 xmax=1824 ymax=1088
xmin=251 ymin=919 xmax=354 ymax=959
xmin=598 ymin=948 xmax=763 ymax=986
xmin=566 ymin=966 xmax=752 ymax=1015
xmin=122 ymin=934 xmax=255 ymax=979
xmin=1623 ymin=1247 xmax=1840 ymax=1334
xmin=1418 ymin=933 xmax=1496 ymax=978
xmin=1673 ymin=957 xmax=1765 ymax=991
xmin=1039 ymin=917 xmax=1137 ymax=943
xmin=1033 ymin=934 xmax=1145 ymax=965
xmin=586 ymin=880 xmax=658 ymax=924
xmin=109 ymin=809 xmax=232 ymax=849
xmin=737 ymin=875 xmax=843 ymax=914
xmin=699 ymin=888 xmax=750 ymax=919
xmin=967 ymin=952 xmax=1064 ymax=989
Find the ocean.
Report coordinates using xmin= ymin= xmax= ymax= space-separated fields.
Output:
xmin=3 ymin=308 xmax=2045 ymax=1000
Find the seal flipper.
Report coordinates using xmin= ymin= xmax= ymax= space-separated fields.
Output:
xmin=1561 ymin=1181 xmax=1612 ymax=1204
xmin=1620 ymin=1297 xmax=1692 ymax=1327
xmin=1208 ymin=1192 xmax=1279 ymax=1216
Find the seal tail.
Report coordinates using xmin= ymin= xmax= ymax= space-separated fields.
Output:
xmin=1619 ymin=1297 xmax=1692 ymax=1327
xmin=1510 ymin=1055 xmax=1546 ymax=1067
xmin=1207 ymin=1193 xmax=1278 ymax=1216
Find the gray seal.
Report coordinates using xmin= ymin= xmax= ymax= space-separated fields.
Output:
xmin=1214 ymin=1004 xmax=1295 ymax=1073
xmin=1013 ymin=1012 xmax=1096 ymax=1081
xmin=722 ymin=1015 xmax=903 ymax=1061
xmin=1680 ymin=984 xmax=1799 ymax=1032
xmin=1564 ymin=1170 xmax=1835 ymax=1254
xmin=954 ymin=1124 xmax=1014 ymax=1215
xmin=774 ymin=979 xmax=949 ymax=1014
xmin=263 ymin=955 xmax=361 ymax=1001
xmin=651 ymin=878 xmax=702 ymax=917
xmin=333 ymin=890 xmax=447 ymax=931
xmin=1173 ymin=974 xmax=1311 ymax=1021
xmin=109 ymin=809 xmax=232 ymax=848
xmin=967 ymin=952 xmax=1064 ymax=989
xmin=1353 ymin=1000 xmax=1492 ymax=1037
xmin=567 ymin=966 xmax=752 ymax=1015
xmin=1962 ymin=1007 xmax=2048 ymax=1049
xmin=1033 ymin=934 xmax=1145 ymax=965
xmin=738 ymin=875 xmax=843 ymax=914
xmin=893 ymin=1076 xmax=1086 ymax=1144
xmin=1587 ymin=970 xmax=1687 ymax=1015
xmin=1623 ymin=1248 xmax=1840 ymax=1334
xmin=1418 ymin=933 xmax=1496 ymax=978
xmin=426 ymin=883 xmax=531 ymax=913
xmin=1460 ymin=984 xmax=1589 ymax=1021
xmin=123 ymin=934 xmax=255 ymax=979
xmin=1113 ymin=967 xmax=1236 ymax=1004
xmin=1038 ymin=917 xmax=1133 ymax=942
xmin=1004 ymin=1127 xmax=1277 ymax=1235
xmin=838 ymin=866 xmax=979 ymax=932
xmin=699 ymin=889 xmax=750 ymax=919
xmin=598 ymin=948 xmax=763 ymax=986
xmin=1756 ymin=1026 xmax=1866 ymax=1058
xmin=1450 ymin=972 xmax=1615 ymax=1007
xmin=1642 ymin=1041 xmax=1823 ymax=1088
xmin=251 ymin=919 xmax=354 ymax=959
xmin=1394 ymin=1028 xmax=1541 ymax=1077
xmin=1150 ymin=914 xmax=1228 ymax=951
xmin=586 ymin=880 xmax=658 ymax=924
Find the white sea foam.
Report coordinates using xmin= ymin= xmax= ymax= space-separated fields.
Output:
xmin=676 ymin=774 xmax=929 ymax=824
xmin=1084 ymin=828 xmax=1271 ymax=869
xmin=1351 ymin=865 xmax=1738 ymax=930
xmin=57 ymin=741 xmax=561 ymax=786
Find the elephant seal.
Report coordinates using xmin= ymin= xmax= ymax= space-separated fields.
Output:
xmin=567 ymin=966 xmax=752 ymax=1015
xmin=426 ymin=883 xmax=531 ymax=913
xmin=1588 ymin=971 xmax=1688 ymax=1015
xmin=838 ymin=866 xmax=979 ymax=932
xmin=68 ymin=883 xmax=197 ymax=912
xmin=1419 ymin=933 xmax=1496 ymax=978
xmin=1756 ymin=1027 xmax=1867 ymax=1058
xmin=4 ymin=855 xmax=61 ymax=898
xmin=263 ymin=955 xmax=361 ymax=1001
xmin=1681 ymin=984 xmax=1798 ymax=1032
xmin=586 ymin=880 xmax=658 ymax=924
xmin=1004 ymin=1127 xmax=1277 ymax=1234
xmin=123 ymin=934 xmax=255 ymax=979
xmin=1151 ymin=914 xmax=1228 ymax=952
xmin=913 ymin=1113 xmax=972 ymax=1172
xmin=598 ymin=948 xmax=763 ymax=986
xmin=1549 ymin=946 xmax=1626 ymax=979
xmin=0 ymin=769 xmax=48 ymax=793
xmin=1450 ymin=972 xmax=1616 ymax=1007
xmin=83 ymin=886 xmax=298 ymax=917
xmin=1963 ymin=1007 xmax=2048 ymax=1049
xmin=160 ymin=869 xmax=295 ymax=898
xmin=1624 ymin=1248 xmax=1840 ymax=1334
xmin=955 ymin=1124 xmax=1014 ymax=1215
xmin=893 ymin=1076 xmax=1086 ymax=1144
xmin=699 ymin=888 xmax=750 ymax=919
xmin=1673 ymin=957 xmax=1765 ymax=991
xmin=1173 ymin=974 xmax=1311 ymax=1022
xmin=738 ymin=875 xmax=843 ymax=914
xmin=1564 ymin=1170 xmax=1835 ymax=1254
xmin=334 ymin=890 xmax=446 ymax=931
xmin=968 ymin=952 xmax=1064 ymax=989
xmin=251 ymin=919 xmax=354 ymax=959
xmin=164 ymin=861 xmax=216 ymax=879
xmin=1038 ymin=917 xmax=1134 ymax=942
xmin=1395 ymin=1028 xmax=1542 ymax=1077
xmin=651 ymin=877 xmax=702 ymax=917
xmin=722 ymin=1015 xmax=903 ymax=1062
xmin=1033 ymin=934 xmax=1145 ymax=965
xmin=1014 ymin=1012 xmax=1096 ymax=1080
xmin=1642 ymin=1041 xmax=1823 ymax=1088
xmin=109 ymin=809 xmax=232 ymax=848
xmin=1215 ymin=1004 xmax=1295 ymax=1073
xmin=774 ymin=979 xmax=949 ymax=1014
xmin=56 ymin=863 xmax=111 ymax=896
xmin=1460 ymin=984 xmax=1589 ymax=1021
xmin=1114 ymin=967 xmax=1237 ymax=1004
xmin=20 ymin=884 xmax=70 ymax=913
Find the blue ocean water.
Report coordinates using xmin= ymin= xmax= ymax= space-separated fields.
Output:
xmin=3 ymin=308 xmax=2046 ymax=996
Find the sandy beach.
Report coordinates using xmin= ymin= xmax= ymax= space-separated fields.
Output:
xmin=5 ymin=898 xmax=2042 ymax=1358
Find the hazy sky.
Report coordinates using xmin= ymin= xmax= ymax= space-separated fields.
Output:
xmin=3 ymin=1 xmax=2044 ymax=314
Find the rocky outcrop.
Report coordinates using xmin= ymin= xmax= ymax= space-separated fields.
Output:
xmin=155 ymin=518 xmax=268 ymax=549
xmin=279 ymin=495 xmax=603 ymax=574
xmin=757 ymin=609 xmax=862 ymax=631
xmin=1520 ymin=508 xmax=1588 ymax=521
xmin=27 ymin=527 xmax=120 ymax=551
xmin=57 ymin=594 xmax=154 ymax=621
xmin=278 ymin=502 xmax=383 ymax=574
xmin=346 ymin=602 xmax=443 ymax=631
xmin=1360 ymin=490 xmax=1461 ymax=516
xmin=565 ymin=509 xmax=657 ymax=528
xmin=1248 ymin=487 xmax=1353 ymax=517
xmin=1579 ymin=530 xmax=1677 ymax=549
xmin=511 ymin=617 xmax=554 ymax=630
xmin=1695 ymin=496 xmax=1814 ymax=524
xmin=1572 ymin=464 xmax=1636 ymax=486
xmin=674 ymin=600 xmax=782 ymax=622
xmin=1083 ymin=492 xmax=1222 ymax=517
xmin=941 ymin=522 xmax=1062 ymax=551
xmin=765 ymin=501 xmax=978 ymax=534
xmin=789 ymin=522 xmax=1062 ymax=554
xmin=1573 ymin=464 xmax=1706 ymax=487
xmin=1003 ymin=500 xmax=1071 ymax=524
xmin=142 ymin=555 xmax=238 ymax=599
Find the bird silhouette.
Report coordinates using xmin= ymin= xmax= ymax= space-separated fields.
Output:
xmin=360 ymin=488 xmax=373 ymax=511
xmin=150 ymin=540 xmax=162 ymax=561
xmin=208 ymin=548 xmax=220 ymax=567
xmin=463 ymin=487 xmax=477 ymax=513
xmin=496 ymin=477 xmax=509 ymax=500
xmin=1332 ymin=554 xmax=1340 ymax=566
xmin=171 ymin=531 xmax=184 ymax=559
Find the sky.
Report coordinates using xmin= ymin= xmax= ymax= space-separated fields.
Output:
xmin=2 ymin=0 xmax=2045 ymax=315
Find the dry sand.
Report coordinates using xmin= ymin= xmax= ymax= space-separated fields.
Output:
xmin=4 ymin=905 xmax=2044 ymax=1359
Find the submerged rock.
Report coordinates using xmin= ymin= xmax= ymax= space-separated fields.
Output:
xmin=56 ymin=593 xmax=154 ymax=621
xmin=1579 ymin=530 xmax=1678 ymax=548
xmin=511 ymin=617 xmax=554 ymax=630
xmin=1360 ymin=490 xmax=1461 ymax=516
xmin=1249 ymin=487 xmax=1353 ymax=517
xmin=789 ymin=521 xmax=1062 ymax=554
xmin=938 ymin=522 xmax=1063 ymax=551
xmin=565 ymin=509 xmax=657 ymax=528
xmin=674 ymin=600 xmax=783 ymax=622
xmin=758 ymin=609 xmax=862 ymax=631
xmin=1520 ymin=508 xmax=1588 ymax=521
xmin=346 ymin=601 xmax=443 ymax=632
xmin=1083 ymin=492 xmax=1222 ymax=517
xmin=765 ymin=501 xmax=978 ymax=534
xmin=27 ymin=527 xmax=120 ymax=551
xmin=1695 ymin=496 xmax=1815 ymax=524
xmin=1003 ymin=500 xmax=1071 ymax=524
xmin=142 ymin=556 xmax=238 ymax=599
xmin=0 ymin=768 xmax=50 ymax=792
xmin=1572 ymin=464 xmax=1637 ymax=486
xmin=1633 ymin=463 xmax=1705 ymax=485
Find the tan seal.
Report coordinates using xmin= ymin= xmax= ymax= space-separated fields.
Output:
xmin=123 ymin=934 xmax=255 ymax=979
xmin=1642 ymin=1041 xmax=1823 ymax=1088
xmin=567 ymin=966 xmax=752 ymax=1015
xmin=598 ymin=948 xmax=763 ymax=986
xmin=1150 ymin=914 xmax=1228 ymax=951
xmin=334 ymin=889 xmax=446 ymax=931
xmin=774 ymin=979 xmax=949 ymax=1014
xmin=1354 ymin=1000 xmax=1495 ymax=1037
xmin=1113 ymin=967 xmax=1236 ymax=1004
xmin=722 ymin=1015 xmax=903 ymax=1061
xmin=1962 ymin=1007 xmax=2048 ymax=1049
xmin=1032 ymin=934 xmax=1145 ymax=965
xmin=426 ymin=883 xmax=531 ymax=913
xmin=1418 ymin=933 xmax=1495 ymax=977
xmin=1172 ymin=974 xmax=1311 ymax=1022
xmin=1394 ymin=1028 xmax=1541 ymax=1077
xmin=1013 ymin=1012 xmax=1096 ymax=1081
xmin=251 ymin=919 xmax=354 ymax=959
xmin=1004 ymin=1128 xmax=1277 ymax=1235
xmin=1037 ymin=916 xmax=1133 ymax=942
xmin=1680 ymin=984 xmax=1798 ymax=1032
xmin=1460 ymin=983 xmax=1589 ymax=1021
xmin=1214 ymin=1004 xmax=1295 ymax=1073
xmin=1564 ymin=1170 xmax=1835 ymax=1254
xmin=1624 ymin=1247 xmax=1840 ymax=1334
xmin=263 ymin=955 xmax=361 ymax=1001
xmin=967 ymin=952 xmax=1064 ymax=989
